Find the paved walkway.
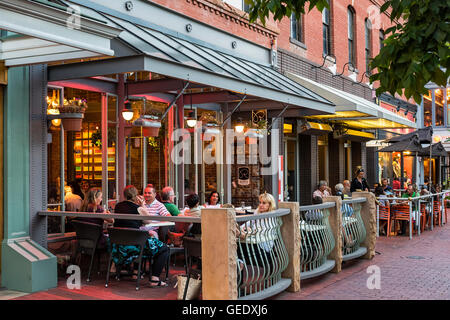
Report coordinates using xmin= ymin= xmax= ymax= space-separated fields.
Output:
xmin=7 ymin=221 xmax=450 ymax=300
xmin=276 ymin=221 xmax=450 ymax=300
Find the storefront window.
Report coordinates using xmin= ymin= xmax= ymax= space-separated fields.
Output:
xmin=434 ymin=88 xmax=444 ymax=126
xmin=423 ymin=90 xmax=432 ymax=127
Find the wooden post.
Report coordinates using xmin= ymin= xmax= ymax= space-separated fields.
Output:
xmin=323 ymin=196 xmax=343 ymax=273
xmin=352 ymin=192 xmax=376 ymax=259
xmin=201 ymin=208 xmax=237 ymax=300
xmin=279 ymin=202 xmax=300 ymax=292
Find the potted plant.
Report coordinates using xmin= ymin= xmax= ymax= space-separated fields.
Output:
xmin=48 ymin=98 xmax=88 ymax=131
xmin=133 ymin=109 xmax=162 ymax=137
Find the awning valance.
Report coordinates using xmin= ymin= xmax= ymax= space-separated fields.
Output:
xmin=0 ymin=0 xmax=121 ymax=66
xmin=286 ymin=72 xmax=417 ymax=129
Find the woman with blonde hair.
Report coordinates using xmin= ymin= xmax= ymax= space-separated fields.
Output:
xmin=77 ymin=187 xmax=114 ymax=225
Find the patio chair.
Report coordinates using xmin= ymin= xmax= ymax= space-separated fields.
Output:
xmin=105 ymin=227 xmax=149 ymax=291
xmin=392 ymin=203 xmax=415 ymax=236
xmin=158 ymin=226 xmax=185 ymax=280
xmin=433 ymin=200 xmax=442 ymax=227
xmin=71 ymin=220 xmax=107 ymax=282
xmin=182 ymin=236 xmax=202 ymax=300
xmin=378 ymin=205 xmax=391 ymax=236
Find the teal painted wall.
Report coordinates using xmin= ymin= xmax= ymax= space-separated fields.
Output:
xmin=4 ymin=66 xmax=30 ymax=239
xmin=1 ymin=66 xmax=57 ymax=292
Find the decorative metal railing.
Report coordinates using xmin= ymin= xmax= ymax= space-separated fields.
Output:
xmin=298 ymin=202 xmax=336 ymax=279
xmin=341 ymin=198 xmax=367 ymax=260
xmin=236 ymin=208 xmax=291 ymax=300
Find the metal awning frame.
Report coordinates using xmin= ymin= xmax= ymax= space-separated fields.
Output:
xmin=48 ymin=54 xmax=336 ymax=114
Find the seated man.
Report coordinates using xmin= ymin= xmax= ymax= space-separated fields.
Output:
xmin=381 ymin=178 xmax=393 ymax=195
xmin=138 ymin=185 xmax=171 ymax=238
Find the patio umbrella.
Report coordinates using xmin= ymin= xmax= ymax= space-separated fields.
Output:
xmin=378 ymin=133 xmax=425 ymax=153
xmin=385 ymin=126 xmax=433 ymax=144
xmin=418 ymin=141 xmax=448 ymax=157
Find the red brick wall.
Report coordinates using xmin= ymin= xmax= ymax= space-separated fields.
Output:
xmin=148 ymin=0 xmax=278 ymax=48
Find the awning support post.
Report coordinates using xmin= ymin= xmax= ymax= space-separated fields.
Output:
xmin=267 ymin=104 xmax=290 ymax=131
xmin=220 ymin=94 xmax=247 ymax=128
xmin=160 ymin=81 xmax=190 ymax=121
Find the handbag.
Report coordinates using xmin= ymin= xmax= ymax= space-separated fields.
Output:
xmin=175 ymin=274 xmax=202 ymax=300
xmin=167 ymin=231 xmax=185 ymax=247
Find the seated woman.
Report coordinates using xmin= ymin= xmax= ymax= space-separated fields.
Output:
xmin=205 ymin=190 xmax=222 ymax=208
xmin=74 ymin=187 xmax=114 ymax=246
xmin=237 ymin=192 xmax=276 ymax=268
xmin=112 ymin=185 xmax=169 ymax=287
xmin=176 ymin=193 xmax=203 ymax=236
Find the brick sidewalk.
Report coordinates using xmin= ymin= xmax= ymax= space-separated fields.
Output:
xmin=275 ymin=222 xmax=450 ymax=300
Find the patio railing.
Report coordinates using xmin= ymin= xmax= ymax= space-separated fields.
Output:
xmin=341 ymin=198 xmax=368 ymax=261
xmin=235 ymin=208 xmax=291 ymax=300
xmin=298 ymin=202 xmax=336 ymax=279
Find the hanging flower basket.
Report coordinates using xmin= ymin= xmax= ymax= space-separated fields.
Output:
xmin=47 ymin=98 xmax=88 ymax=132
xmin=47 ymin=113 xmax=84 ymax=131
xmin=133 ymin=115 xmax=161 ymax=137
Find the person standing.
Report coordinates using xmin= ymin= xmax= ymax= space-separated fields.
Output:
xmin=350 ymin=168 xmax=369 ymax=192
xmin=64 ymin=185 xmax=82 ymax=212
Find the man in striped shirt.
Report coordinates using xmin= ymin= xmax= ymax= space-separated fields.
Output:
xmin=138 ymin=185 xmax=171 ymax=238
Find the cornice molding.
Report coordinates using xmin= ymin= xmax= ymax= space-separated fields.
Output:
xmin=186 ymin=0 xmax=279 ymax=39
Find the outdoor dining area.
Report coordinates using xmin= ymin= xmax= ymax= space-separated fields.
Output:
xmin=37 ymin=189 xmax=378 ymax=300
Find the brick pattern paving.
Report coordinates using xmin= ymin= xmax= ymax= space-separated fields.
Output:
xmin=10 ymin=222 xmax=450 ymax=300
xmin=276 ymin=222 xmax=450 ymax=300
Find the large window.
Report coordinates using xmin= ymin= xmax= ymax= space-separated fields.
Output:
xmin=291 ymin=13 xmax=304 ymax=43
xmin=423 ymin=90 xmax=432 ymax=127
xmin=434 ymin=88 xmax=444 ymax=126
xmin=379 ymin=29 xmax=385 ymax=50
xmin=365 ymin=18 xmax=372 ymax=74
xmin=348 ymin=6 xmax=356 ymax=67
xmin=322 ymin=1 xmax=331 ymax=56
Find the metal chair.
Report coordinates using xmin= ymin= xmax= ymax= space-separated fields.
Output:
xmin=433 ymin=199 xmax=442 ymax=226
xmin=378 ymin=204 xmax=391 ymax=236
xmin=158 ymin=226 xmax=185 ymax=280
xmin=392 ymin=203 xmax=415 ymax=235
xmin=182 ymin=236 xmax=202 ymax=300
xmin=105 ymin=227 xmax=149 ymax=291
xmin=71 ymin=220 xmax=106 ymax=282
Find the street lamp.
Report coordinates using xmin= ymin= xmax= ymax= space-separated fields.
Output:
xmin=235 ymin=118 xmax=245 ymax=133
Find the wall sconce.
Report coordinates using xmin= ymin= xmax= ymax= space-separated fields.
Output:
xmin=47 ymin=108 xmax=61 ymax=126
xmin=122 ymin=100 xmax=134 ymax=121
xmin=311 ymin=54 xmax=337 ymax=75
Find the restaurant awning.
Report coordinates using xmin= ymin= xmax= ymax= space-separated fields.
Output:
xmin=298 ymin=120 xmax=333 ymax=135
xmin=286 ymin=72 xmax=417 ymax=129
xmin=333 ymin=128 xmax=375 ymax=142
xmin=378 ymin=134 xmax=424 ymax=153
xmin=0 ymin=0 xmax=121 ymax=66
xmin=47 ymin=2 xmax=335 ymax=115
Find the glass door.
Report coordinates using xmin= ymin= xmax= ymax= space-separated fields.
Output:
xmin=284 ymin=138 xmax=299 ymax=202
